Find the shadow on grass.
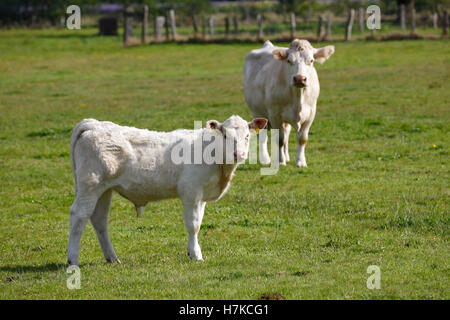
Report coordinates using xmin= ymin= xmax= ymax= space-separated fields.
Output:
xmin=0 ymin=262 xmax=95 ymax=273
xmin=34 ymin=33 xmax=102 ymax=40
xmin=0 ymin=263 xmax=66 ymax=273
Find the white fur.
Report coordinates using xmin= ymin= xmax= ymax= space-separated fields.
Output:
xmin=67 ymin=116 xmax=266 ymax=265
xmin=244 ymin=39 xmax=334 ymax=167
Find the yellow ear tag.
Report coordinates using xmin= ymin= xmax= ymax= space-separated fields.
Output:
xmin=255 ymin=127 xmax=259 ymax=134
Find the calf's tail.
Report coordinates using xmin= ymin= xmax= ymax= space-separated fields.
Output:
xmin=70 ymin=119 xmax=98 ymax=193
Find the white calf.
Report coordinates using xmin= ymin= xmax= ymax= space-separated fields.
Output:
xmin=67 ymin=116 xmax=267 ymax=265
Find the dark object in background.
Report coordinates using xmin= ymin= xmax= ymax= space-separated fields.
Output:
xmin=99 ymin=17 xmax=118 ymax=36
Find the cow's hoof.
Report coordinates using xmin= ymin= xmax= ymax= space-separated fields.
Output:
xmin=187 ymin=248 xmax=203 ymax=261
xmin=260 ymin=158 xmax=271 ymax=165
xmin=280 ymin=161 xmax=287 ymax=166
xmin=188 ymin=253 xmax=203 ymax=261
xmin=296 ymin=162 xmax=308 ymax=168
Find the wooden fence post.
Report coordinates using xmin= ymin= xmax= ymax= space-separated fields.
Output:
xmin=326 ymin=13 xmax=333 ymax=40
xmin=155 ymin=16 xmax=165 ymax=40
xmin=290 ymin=12 xmax=296 ymax=39
xmin=141 ymin=5 xmax=148 ymax=44
xmin=433 ymin=12 xmax=438 ymax=29
xmin=123 ymin=8 xmax=132 ymax=45
xmin=257 ymin=14 xmax=263 ymax=40
xmin=358 ymin=7 xmax=364 ymax=33
xmin=202 ymin=16 xmax=206 ymax=39
xmin=400 ymin=4 xmax=406 ymax=30
xmin=169 ymin=9 xmax=176 ymax=40
xmin=244 ymin=6 xmax=250 ymax=22
xmin=411 ymin=7 xmax=416 ymax=33
xmin=165 ymin=13 xmax=170 ymax=40
xmin=209 ymin=16 xmax=214 ymax=38
xmin=225 ymin=16 xmax=230 ymax=38
xmin=345 ymin=9 xmax=355 ymax=41
xmin=192 ymin=16 xmax=198 ymax=37
xmin=317 ymin=15 xmax=324 ymax=41
xmin=443 ymin=9 xmax=448 ymax=36
xmin=233 ymin=16 xmax=238 ymax=35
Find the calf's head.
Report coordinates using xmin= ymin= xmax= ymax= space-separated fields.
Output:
xmin=273 ymin=39 xmax=334 ymax=88
xmin=207 ymin=115 xmax=267 ymax=163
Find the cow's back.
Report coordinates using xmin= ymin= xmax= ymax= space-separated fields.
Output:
xmin=243 ymin=41 xmax=277 ymax=88
xmin=244 ymin=41 xmax=285 ymax=118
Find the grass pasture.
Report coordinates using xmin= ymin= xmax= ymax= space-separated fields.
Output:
xmin=0 ymin=29 xmax=449 ymax=299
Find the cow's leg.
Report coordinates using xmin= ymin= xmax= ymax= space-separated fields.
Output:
xmin=296 ymin=122 xmax=312 ymax=168
xmin=90 ymin=189 xmax=120 ymax=264
xmin=67 ymin=190 xmax=102 ymax=265
xmin=278 ymin=127 xmax=287 ymax=166
xmin=265 ymin=116 xmax=286 ymax=166
xmin=282 ymin=123 xmax=291 ymax=163
xmin=259 ymin=128 xmax=271 ymax=165
xmin=182 ymin=199 xmax=206 ymax=261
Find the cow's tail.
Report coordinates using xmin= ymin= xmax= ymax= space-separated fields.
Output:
xmin=70 ymin=119 xmax=98 ymax=194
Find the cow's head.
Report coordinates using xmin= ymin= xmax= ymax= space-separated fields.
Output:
xmin=273 ymin=39 xmax=334 ymax=88
xmin=207 ymin=115 xmax=267 ymax=163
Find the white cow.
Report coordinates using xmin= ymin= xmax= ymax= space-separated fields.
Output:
xmin=244 ymin=39 xmax=334 ymax=167
xmin=67 ymin=116 xmax=267 ymax=265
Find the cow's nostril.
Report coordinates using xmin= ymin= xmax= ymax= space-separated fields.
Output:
xmin=294 ymin=76 xmax=307 ymax=86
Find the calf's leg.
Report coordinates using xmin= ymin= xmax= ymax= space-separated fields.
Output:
xmin=67 ymin=192 xmax=101 ymax=265
xmin=182 ymin=200 xmax=206 ymax=261
xmin=90 ymin=189 xmax=120 ymax=263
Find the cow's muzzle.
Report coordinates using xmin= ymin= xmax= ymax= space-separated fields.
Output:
xmin=293 ymin=75 xmax=307 ymax=88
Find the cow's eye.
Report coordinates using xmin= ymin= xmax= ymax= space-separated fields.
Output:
xmin=245 ymin=134 xmax=249 ymax=140
xmin=287 ymin=59 xmax=293 ymax=65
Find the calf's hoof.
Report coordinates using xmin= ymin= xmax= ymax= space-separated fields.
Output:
xmin=106 ymin=257 xmax=121 ymax=264
xmin=67 ymin=259 xmax=79 ymax=266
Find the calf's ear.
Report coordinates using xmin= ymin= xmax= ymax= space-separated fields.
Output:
xmin=206 ymin=120 xmax=223 ymax=133
xmin=248 ymin=118 xmax=268 ymax=131
xmin=273 ymin=49 xmax=288 ymax=61
xmin=313 ymin=45 xmax=335 ymax=64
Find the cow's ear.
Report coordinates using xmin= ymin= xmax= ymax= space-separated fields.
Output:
xmin=206 ymin=120 xmax=223 ymax=133
xmin=273 ymin=49 xmax=288 ymax=61
xmin=248 ymin=118 xmax=268 ymax=131
xmin=313 ymin=45 xmax=335 ymax=64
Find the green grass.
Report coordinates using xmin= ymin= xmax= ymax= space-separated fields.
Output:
xmin=0 ymin=28 xmax=449 ymax=299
